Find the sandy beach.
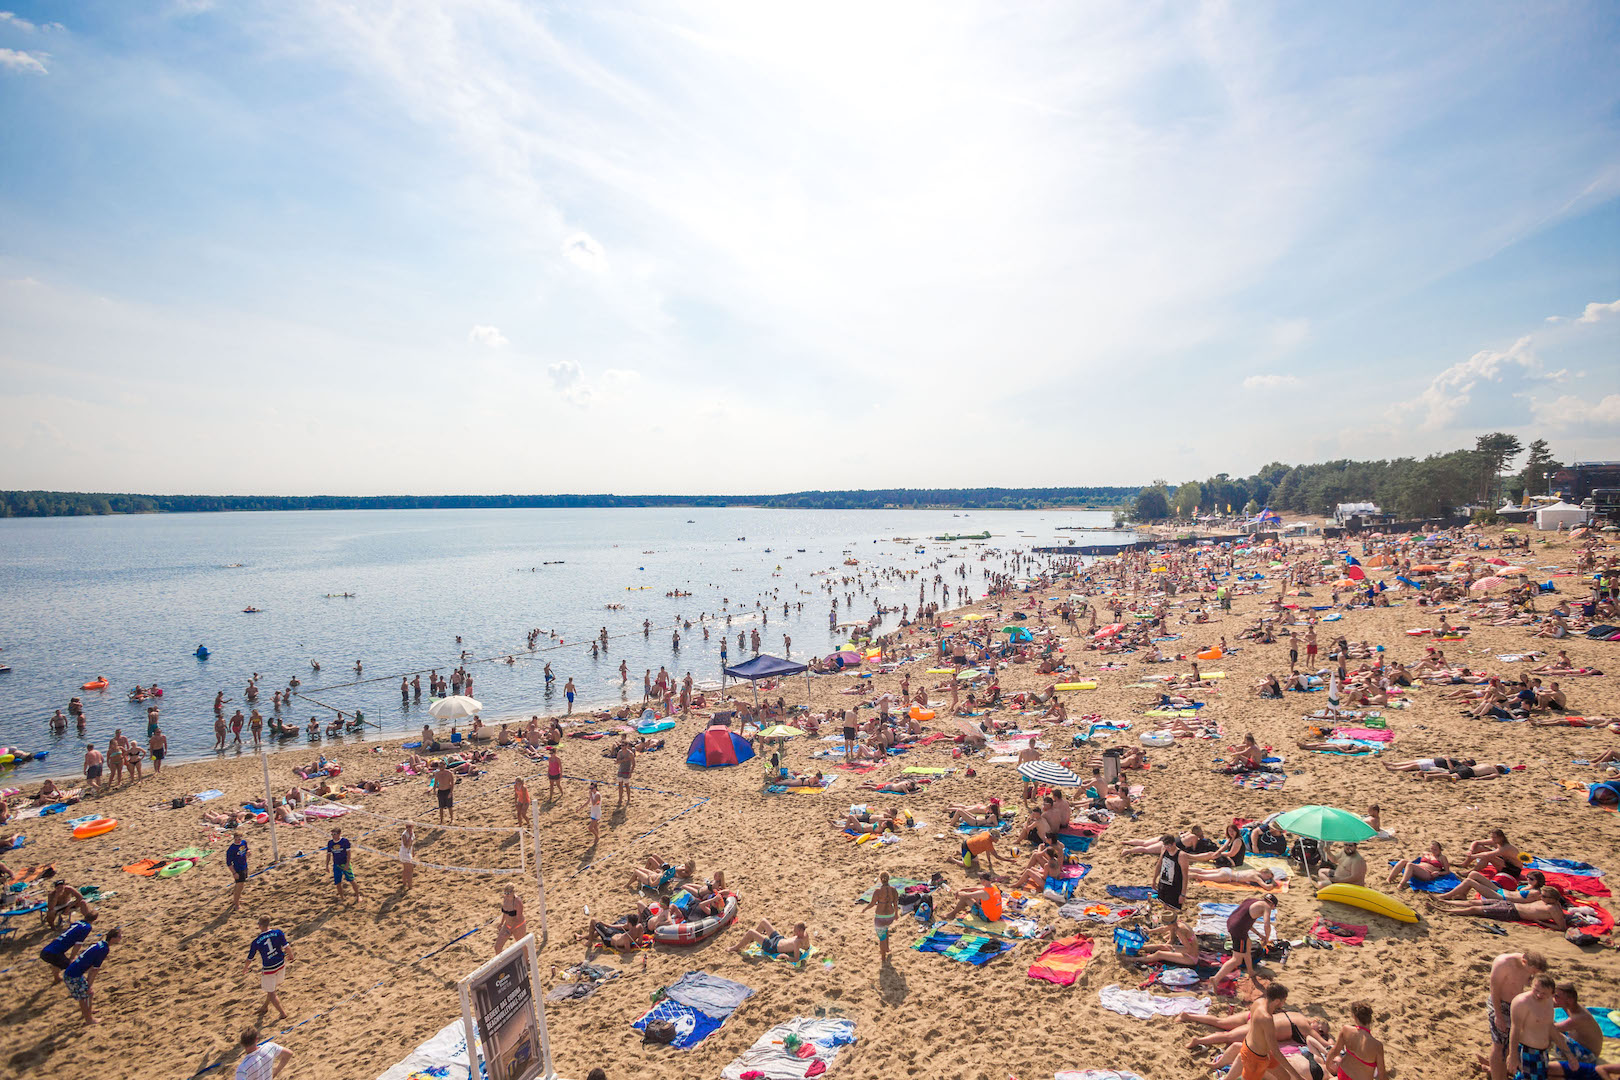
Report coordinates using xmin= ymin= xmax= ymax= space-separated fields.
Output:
xmin=3 ymin=524 xmax=1617 ymax=1080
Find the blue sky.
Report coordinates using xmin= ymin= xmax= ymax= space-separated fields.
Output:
xmin=1 ymin=1 xmax=1616 ymax=495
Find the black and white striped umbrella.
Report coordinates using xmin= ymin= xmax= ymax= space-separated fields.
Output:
xmin=1017 ymin=761 xmax=1082 ymax=787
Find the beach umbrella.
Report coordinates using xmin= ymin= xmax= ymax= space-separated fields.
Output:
xmin=831 ymin=650 xmax=862 ymax=665
xmin=757 ymin=724 xmax=805 ymax=739
xmin=1498 ymin=566 xmax=1528 ymax=575
xmin=1470 ymin=576 xmax=1509 ymax=591
xmin=1273 ymin=805 xmax=1375 ymax=843
xmin=956 ymin=669 xmax=982 ymax=681
xmin=1485 ymin=557 xmax=1509 ymax=566
xmin=962 ymin=613 xmax=988 ymax=621
xmin=428 ymin=695 xmax=482 ymax=720
xmin=1017 ymin=760 xmax=1083 ymax=787
xmin=1093 ymin=623 xmax=1125 ymax=639
xmin=1411 ymin=564 xmax=1442 ymax=574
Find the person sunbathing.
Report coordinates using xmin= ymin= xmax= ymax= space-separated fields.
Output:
xmin=1014 ymin=843 xmax=1063 ymax=890
xmin=577 ymin=912 xmax=643 ymax=950
xmin=729 ymin=918 xmax=810 ymax=960
xmin=1387 ymin=841 xmax=1451 ymax=889
xmin=1184 ymin=1002 xmax=1329 ymax=1056
xmin=630 ymin=857 xmax=694 ymax=892
xmin=1383 ymin=755 xmax=1471 ymax=774
xmin=942 ymin=799 xmax=1000 ymax=827
xmin=1423 ymin=763 xmax=1511 ymax=782
xmin=1188 ymin=865 xmax=1277 ymax=887
xmin=775 ymin=770 xmax=825 ymax=788
xmin=1427 ymin=887 xmax=1567 ymax=929
xmin=1132 ymin=913 xmax=1198 ymax=966
xmin=1296 ymin=737 xmax=1375 ymax=754
xmin=1433 ymin=868 xmax=1545 ymax=902
xmin=838 ymin=808 xmax=900 ymax=835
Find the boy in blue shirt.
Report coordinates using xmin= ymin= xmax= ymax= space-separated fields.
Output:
xmin=63 ymin=927 xmax=121 ymax=1025
xmin=324 ymin=828 xmax=359 ymax=903
xmin=39 ymin=919 xmax=94 ymax=983
xmin=227 ymin=835 xmax=250 ymax=911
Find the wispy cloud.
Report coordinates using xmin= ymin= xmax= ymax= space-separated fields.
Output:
xmin=1243 ymin=374 xmax=1301 ymax=389
xmin=0 ymin=47 xmax=47 ymax=74
xmin=467 ymin=324 xmax=508 ymax=348
xmin=1576 ymin=298 xmax=1620 ymax=324
xmin=1532 ymin=393 xmax=1620 ymax=431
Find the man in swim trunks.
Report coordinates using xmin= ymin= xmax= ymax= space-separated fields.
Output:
xmin=1488 ymin=952 xmax=1549 ymax=1080
xmin=244 ymin=916 xmax=293 ymax=1021
xmin=62 ymin=926 xmax=121 ymax=1026
xmin=149 ymin=725 xmax=167 ymax=774
xmin=939 ymin=873 xmax=1005 ymax=923
xmin=324 ymin=828 xmax=359 ymax=903
xmin=729 ymin=918 xmax=810 ymax=961
xmin=1510 ymin=974 xmax=1572 ymax=1080
xmin=39 ymin=918 xmax=95 ymax=983
xmin=82 ymin=744 xmax=104 ymax=791
xmin=870 ymin=871 xmax=899 ymax=963
xmin=1239 ymin=982 xmax=1290 ymax=1080
xmin=615 ymin=740 xmax=636 ymax=808
xmin=432 ymin=761 xmax=456 ymax=825
xmin=1553 ymin=983 xmax=1604 ymax=1072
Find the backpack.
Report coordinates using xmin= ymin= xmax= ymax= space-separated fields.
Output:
xmin=642 ymin=1020 xmax=677 ymax=1045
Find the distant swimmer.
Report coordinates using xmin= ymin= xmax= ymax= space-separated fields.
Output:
xmin=310 ymin=660 xmax=320 ymax=672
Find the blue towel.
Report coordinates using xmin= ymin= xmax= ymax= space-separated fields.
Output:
xmin=1106 ymin=885 xmax=1155 ymax=901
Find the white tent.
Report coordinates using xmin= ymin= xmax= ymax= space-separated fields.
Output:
xmin=1535 ymin=501 xmax=1589 ymax=531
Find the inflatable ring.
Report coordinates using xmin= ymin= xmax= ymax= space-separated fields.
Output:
xmin=652 ymin=892 xmax=738 ymax=945
xmin=1139 ymin=732 xmax=1174 ymax=747
xmin=82 ymin=679 xmax=108 ymax=691
xmin=157 ymin=859 xmax=196 ymax=878
xmin=72 ymin=818 xmax=118 ymax=839
xmin=909 ymin=707 xmax=935 ymax=721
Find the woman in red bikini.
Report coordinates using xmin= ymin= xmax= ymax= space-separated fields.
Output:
xmin=1325 ymin=1000 xmax=1385 ymax=1080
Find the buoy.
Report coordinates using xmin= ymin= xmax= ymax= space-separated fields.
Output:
xmin=72 ymin=818 xmax=118 ymax=839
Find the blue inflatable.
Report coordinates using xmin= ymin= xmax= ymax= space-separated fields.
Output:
xmin=195 ymin=646 xmax=210 ymax=660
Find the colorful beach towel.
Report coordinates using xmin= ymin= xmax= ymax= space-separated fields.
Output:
xmin=912 ymin=929 xmax=1017 ymax=965
xmin=1234 ymin=772 xmax=1286 ymax=792
xmin=1027 ymin=935 xmax=1094 ymax=986
xmin=1308 ymin=917 xmax=1368 ymax=947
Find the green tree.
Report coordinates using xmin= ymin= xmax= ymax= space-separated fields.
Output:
xmin=1519 ymin=439 xmax=1561 ymax=498
xmin=1171 ymin=481 xmax=1202 ymax=518
xmin=1474 ymin=432 xmax=1523 ymax=504
xmin=1134 ymin=486 xmax=1171 ymax=522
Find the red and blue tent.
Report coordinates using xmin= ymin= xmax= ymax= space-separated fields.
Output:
xmin=687 ymin=725 xmax=756 ymax=768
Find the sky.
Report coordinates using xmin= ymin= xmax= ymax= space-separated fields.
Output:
xmin=1 ymin=1 xmax=1617 ymax=496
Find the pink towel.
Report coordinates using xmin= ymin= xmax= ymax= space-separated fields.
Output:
xmin=1332 ymin=727 xmax=1394 ymax=742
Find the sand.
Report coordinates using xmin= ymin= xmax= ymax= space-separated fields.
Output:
xmin=2 ymin=525 xmax=1616 ymax=1080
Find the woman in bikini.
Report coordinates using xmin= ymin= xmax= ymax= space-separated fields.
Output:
xmin=398 ymin=824 xmax=416 ymax=891
xmin=1387 ymin=840 xmax=1450 ymax=890
xmin=1325 ymin=1001 xmax=1386 ymax=1080
xmin=946 ymin=799 xmax=1002 ymax=827
xmin=630 ymin=857 xmax=694 ymax=892
xmin=492 ymin=885 xmax=527 ymax=952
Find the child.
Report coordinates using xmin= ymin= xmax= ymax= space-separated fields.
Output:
xmin=582 ymin=781 xmax=601 ymax=843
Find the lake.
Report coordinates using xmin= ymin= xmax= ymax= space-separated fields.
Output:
xmin=0 ymin=507 xmax=1125 ymax=776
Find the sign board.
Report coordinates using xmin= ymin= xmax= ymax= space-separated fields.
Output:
xmin=457 ymin=935 xmax=553 ymax=1080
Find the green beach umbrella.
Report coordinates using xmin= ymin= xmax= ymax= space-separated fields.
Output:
xmin=1273 ymin=804 xmax=1375 ymax=843
xmin=757 ymin=724 xmax=805 ymax=739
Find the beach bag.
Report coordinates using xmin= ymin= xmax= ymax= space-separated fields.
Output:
xmin=642 ymin=1020 xmax=677 ymax=1045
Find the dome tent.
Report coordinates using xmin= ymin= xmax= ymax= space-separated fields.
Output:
xmin=686 ymin=725 xmax=756 ymax=768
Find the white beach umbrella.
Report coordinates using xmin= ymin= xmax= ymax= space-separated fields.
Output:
xmin=1017 ymin=761 xmax=1082 ymax=787
xmin=428 ymin=695 xmax=483 ymax=721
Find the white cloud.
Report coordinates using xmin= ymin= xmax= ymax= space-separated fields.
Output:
xmin=1576 ymin=298 xmax=1620 ymax=324
xmin=1243 ymin=374 xmax=1300 ymax=389
xmin=547 ymin=360 xmax=582 ymax=390
xmin=562 ymin=232 xmax=606 ymax=273
xmin=1531 ymin=393 xmax=1620 ymax=431
xmin=0 ymin=48 xmax=47 ymax=74
xmin=0 ymin=11 xmax=35 ymax=30
xmin=1402 ymin=335 xmax=1566 ymax=430
xmin=467 ymin=324 xmax=508 ymax=348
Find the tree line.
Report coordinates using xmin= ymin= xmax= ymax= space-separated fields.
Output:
xmin=1129 ymin=433 xmax=1562 ymax=523
xmin=0 ymin=486 xmax=1139 ymax=518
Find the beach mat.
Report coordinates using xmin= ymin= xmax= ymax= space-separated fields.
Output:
xmin=912 ymin=929 xmax=1017 ymax=965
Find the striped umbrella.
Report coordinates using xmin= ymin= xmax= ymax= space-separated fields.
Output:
xmin=1017 ymin=761 xmax=1082 ymax=787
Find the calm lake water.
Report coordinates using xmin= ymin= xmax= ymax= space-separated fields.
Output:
xmin=0 ymin=507 xmax=1125 ymax=777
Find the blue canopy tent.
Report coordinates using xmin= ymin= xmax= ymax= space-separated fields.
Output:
xmin=723 ymin=653 xmax=811 ymax=711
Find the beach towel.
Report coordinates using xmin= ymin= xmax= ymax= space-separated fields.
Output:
xmin=1027 ymin=935 xmax=1094 ymax=986
xmin=1308 ymin=917 xmax=1368 ymax=947
xmin=1105 ymin=885 xmax=1155 ymax=902
xmin=1234 ymin=772 xmax=1286 ymax=792
xmin=1198 ymin=875 xmax=1288 ymax=895
xmin=955 ymin=915 xmax=1041 ymax=939
xmin=632 ymin=972 xmax=753 ymax=1049
xmin=1195 ymin=902 xmax=1262 ymax=942
xmin=1404 ymin=872 xmax=1463 ymax=895
xmin=720 ymin=1017 xmax=857 ymax=1080
xmin=304 ymin=804 xmax=353 ymax=818
xmin=1054 ymin=1071 xmax=1146 ymax=1080
xmin=902 ymin=766 xmax=949 ymax=775
xmin=856 ymin=878 xmax=922 ymax=904
xmin=742 ymin=942 xmax=818 ymax=965
xmin=1331 ymin=728 xmax=1394 ymax=742
xmin=1527 ymin=857 xmax=1603 ymax=876
xmin=194 ymin=789 xmax=225 ymax=802
xmin=1540 ymin=872 xmax=1611 ymax=898
xmin=1097 ymin=984 xmax=1210 ymax=1020
xmin=167 ymin=847 xmax=214 ymax=861
xmin=912 ymin=929 xmax=1017 ymax=965
xmin=1060 ymin=900 xmax=1135 ymax=924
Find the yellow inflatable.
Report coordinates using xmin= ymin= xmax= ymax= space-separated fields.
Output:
xmin=909 ymin=707 xmax=936 ymax=721
xmin=1317 ymin=884 xmax=1417 ymax=923
xmin=1180 ymin=671 xmax=1226 ymax=679
xmin=1054 ymin=682 xmax=1097 ymax=691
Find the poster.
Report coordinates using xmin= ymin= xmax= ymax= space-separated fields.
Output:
xmin=464 ymin=942 xmax=545 ymax=1080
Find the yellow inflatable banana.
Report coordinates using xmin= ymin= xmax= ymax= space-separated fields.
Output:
xmin=1317 ymin=883 xmax=1418 ymax=923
